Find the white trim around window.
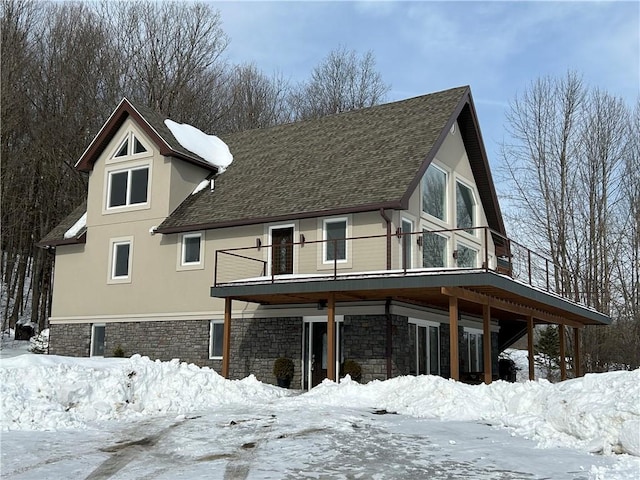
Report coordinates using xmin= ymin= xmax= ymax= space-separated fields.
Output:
xmin=177 ymin=231 xmax=204 ymax=271
xmin=209 ymin=320 xmax=224 ymax=359
xmin=108 ymin=236 xmax=133 ymax=284
xmin=322 ymin=217 xmax=349 ymax=264
xmin=103 ymin=159 xmax=152 ymax=214
xmin=421 ymin=161 xmax=449 ymax=225
xmin=400 ymin=216 xmax=416 ymax=269
xmin=90 ymin=323 xmax=106 ymax=357
xmin=455 ymin=176 xmax=478 ymax=236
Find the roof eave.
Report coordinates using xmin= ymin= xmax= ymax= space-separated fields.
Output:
xmin=155 ymin=201 xmax=403 ymax=235
xmin=74 ymin=98 xmax=218 ymax=174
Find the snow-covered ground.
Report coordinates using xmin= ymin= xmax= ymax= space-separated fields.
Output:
xmin=1 ymin=347 xmax=639 ymax=479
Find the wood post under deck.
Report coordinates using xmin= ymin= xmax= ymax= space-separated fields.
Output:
xmin=559 ymin=323 xmax=567 ymax=380
xmin=327 ymin=293 xmax=336 ymax=381
xmin=483 ymin=304 xmax=492 ymax=384
xmin=574 ymin=327 xmax=581 ymax=378
xmin=449 ymin=295 xmax=459 ymax=381
xmin=527 ymin=316 xmax=535 ymax=381
xmin=222 ymin=297 xmax=232 ymax=379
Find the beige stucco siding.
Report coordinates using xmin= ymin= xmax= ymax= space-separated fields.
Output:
xmin=399 ymin=121 xmax=496 ymax=268
xmin=50 ymin=119 xmax=498 ymax=324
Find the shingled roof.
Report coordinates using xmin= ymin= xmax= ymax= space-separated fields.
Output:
xmin=38 ymin=201 xmax=87 ymax=247
xmin=39 ymin=85 xmax=506 ymax=247
xmin=157 ymin=85 xmax=505 ymax=236
xmin=74 ymin=98 xmax=220 ymax=174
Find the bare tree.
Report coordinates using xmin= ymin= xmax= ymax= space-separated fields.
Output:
xmin=101 ymin=0 xmax=229 ymax=132
xmin=289 ymin=47 xmax=390 ymax=120
xmin=501 ymin=72 xmax=638 ymax=372
xmin=220 ymin=63 xmax=291 ymax=132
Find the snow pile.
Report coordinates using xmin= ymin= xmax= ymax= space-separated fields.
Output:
xmin=165 ymin=119 xmax=233 ymax=172
xmin=0 ymin=354 xmax=289 ymax=431
xmin=301 ymin=371 xmax=640 ymax=456
xmin=1 ymin=353 xmax=638 ymax=459
xmin=63 ymin=212 xmax=86 ymax=239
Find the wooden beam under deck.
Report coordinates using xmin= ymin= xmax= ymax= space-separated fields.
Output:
xmin=440 ymin=286 xmax=584 ymax=328
xmin=483 ymin=304 xmax=492 ymax=384
xmin=527 ymin=316 xmax=535 ymax=381
xmin=559 ymin=324 xmax=567 ymax=380
xmin=449 ymin=295 xmax=460 ymax=381
xmin=222 ymin=297 xmax=232 ymax=379
xmin=327 ymin=293 xmax=336 ymax=382
xmin=574 ymin=327 xmax=581 ymax=378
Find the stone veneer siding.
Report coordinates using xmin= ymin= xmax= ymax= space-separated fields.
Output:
xmin=48 ymin=313 xmax=501 ymax=386
xmin=228 ymin=317 xmax=303 ymax=387
xmin=342 ymin=314 xmax=410 ymax=383
xmin=49 ymin=323 xmax=92 ymax=357
xmin=49 ymin=320 xmax=222 ymax=370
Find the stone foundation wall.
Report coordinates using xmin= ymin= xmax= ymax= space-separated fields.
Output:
xmin=49 ymin=323 xmax=91 ymax=357
xmin=229 ymin=317 xmax=303 ymax=386
xmin=342 ymin=314 xmax=410 ymax=383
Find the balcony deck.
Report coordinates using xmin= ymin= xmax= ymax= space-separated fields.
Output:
xmin=211 ymin=227 xmax=610 ymax=328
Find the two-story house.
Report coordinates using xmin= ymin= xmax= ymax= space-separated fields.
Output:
xmin=39 ymin=86 xmax=610 ymax=389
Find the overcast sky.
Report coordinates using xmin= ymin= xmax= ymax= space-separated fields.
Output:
xmin=214 ymin=0 xmax=639 ymax=171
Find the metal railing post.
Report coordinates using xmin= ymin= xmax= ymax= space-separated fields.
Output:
xmin=545 ymin=258 xmax=550 ymax=291
xmin=214 ymin=250 xmax=219 ymax=286
xmin=484 ymin=227 xmax=489 ymax=271
xmin=333 ymin=239 xmax=337 ymax=279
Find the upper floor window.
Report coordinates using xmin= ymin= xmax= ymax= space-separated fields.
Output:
xmin=324 ymin=218 xmax=347 ymax=262
xmin=107 ymin=166 xmax=149 ymax=209
xmin=422 ymin=230 xmax=447 ymax=268
xmin=422 ymin=164 xmax=447 ymax=221
xmin=114 ymin=133 xmax=148 ymax=158
xmin=456 ymin=181 xmax=476 ymax=233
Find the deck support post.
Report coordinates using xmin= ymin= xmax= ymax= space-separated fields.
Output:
xmin=449 ymin=295 xmax=459 ymax=381
xmin=327 ymin=293 xmax=336 ymax=382
xmin=483 ymin=304 xmax=492 ymax=384
xmin=222 ymin=297 xmax=232 ymax=379
xmin=573 ymin=327 xmax=581 ymax=378
xmin=559 ymin=323 xmax=567 ymax=381
xmin=527 ymin=316 xmax=535 ymax=381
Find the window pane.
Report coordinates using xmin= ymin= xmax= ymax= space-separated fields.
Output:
xmin=109 ymin=172 xmax=128 ymax=207
xmin=422 ymin=165 xmax=446 ymax=220
xmin=429 ymin=326 xmax=439 ymax=375
xmin=456 ymin=245 xmax=477 ymax=268
xmin=130 ymin=168 xmax=149 ymax=204
xmin=326 ymin=221 xmax=346 ymax=261
xmin=92 ymin=325 xmax=105 ymax=356
xmin=133 ymin=137 xmax=146 ymax=154
xmin=422 ymin=231 xmax=447 ymax=268
xmin=211 ymin=322 xmax=224 ymax=357
xmin=456 ymin=182 xmax=475 ymax=233
xmin=470 ymin=333 xmax=479 ymax=371
xmin=115 ymin=140 xmax=128 ymax=157
xmin=402 ymin=219 xmax=413 ymax=269
xmin=461 ymin=331 xmax=470 ymax=373
xmin=183 ymin=235 xmax=201 ymax=263
xmin=114 ymin=243 xmax=130 ymax=277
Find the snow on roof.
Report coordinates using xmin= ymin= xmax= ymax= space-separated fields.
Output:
xmin=63 ymin=212 xmax=86 ymax=239
xmin=164 ymin=119 xmax=233 ymax=172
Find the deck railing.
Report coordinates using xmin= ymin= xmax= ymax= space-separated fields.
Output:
xmin=213 ymin=226 xmax=587 ymax=306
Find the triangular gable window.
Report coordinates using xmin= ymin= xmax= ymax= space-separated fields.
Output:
xmin=115 ymin=139 xmax=129 ymax=157
xmin=133 ymin=137 xmax=147 ymax=154
xmin=112 ymin=134 xmax=148 ymax=158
